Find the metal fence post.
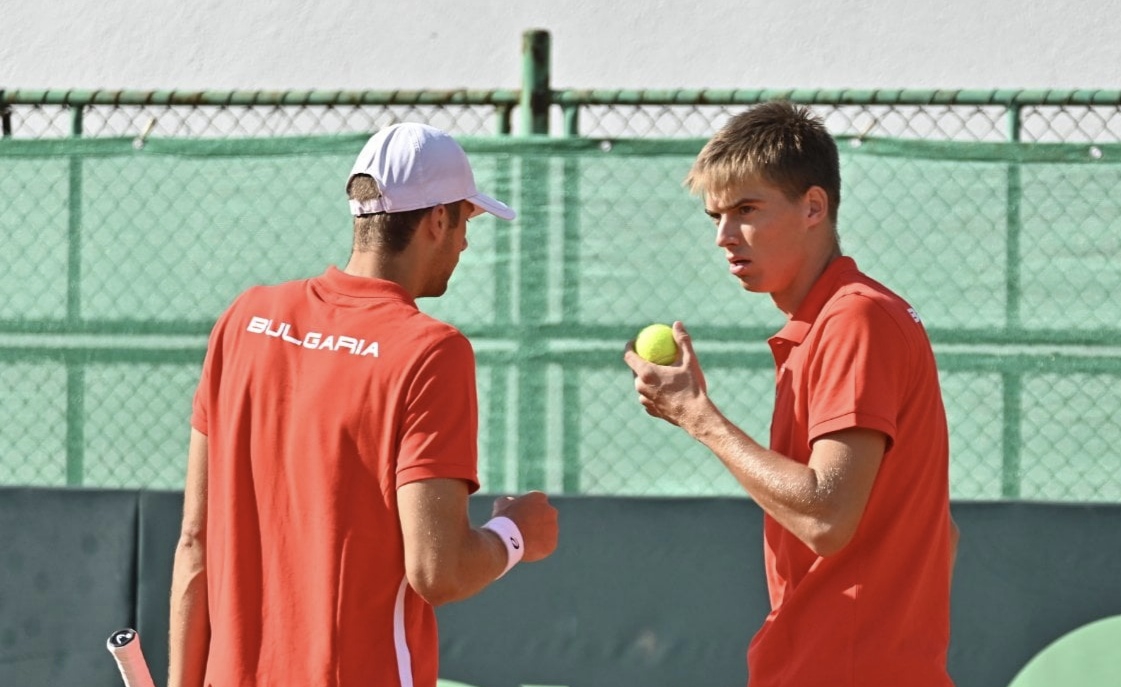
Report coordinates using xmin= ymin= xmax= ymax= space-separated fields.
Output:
xmin=513 ymin=32 xmax=553 ymax=490
xmin=520 ymin=29 xmax=551 ymax=135
xmin=515 ymin=155 xmax=550 ymax=491
xmin=0 ymin=90 xmax=11 ymax=138
xmin=512 ymin=29 xmax=553 ymax=490
xmin=69 ymin=103 xmax=84 ymax=138
xmin=66 ymin=103 xmax=86 ymax=486
xmin=496 ymin=104 xmax=513 ymax=135
xmin=1005 ymin=104 xmax=1023 ymax=330
xmin=560 ymin=153 xmax=583 ymax=492
xmin=483 ymin=144 xmax=516 ymax=490
xmin=562 ymin=104 xmax=580 ymax=138
xmin=1001 ymin=103 xmax=1024 ymax=498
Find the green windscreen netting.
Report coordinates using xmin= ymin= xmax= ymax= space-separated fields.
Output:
xmin=2 ymin=135 xmax=1120 ymax=500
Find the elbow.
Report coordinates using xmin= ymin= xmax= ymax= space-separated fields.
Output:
xmin=174 ymin=528 xmax=207 ymax=570
xmin=406 ymin=567 xmax=462 ymax=607
xmin=176 ymin=528 xmax=206 ymax=555
xmin=807 ymin=531 xmax=852 ymax=557
xmin=803 ymin=519 xmax=858 ymax=558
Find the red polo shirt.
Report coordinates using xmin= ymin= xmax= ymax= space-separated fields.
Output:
xmin=191 ymin=266 xmax=479 ymax=687
xmin=747 ymin=257 xmax=954 ymax=687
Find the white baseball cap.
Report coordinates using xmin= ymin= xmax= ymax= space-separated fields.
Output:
xmin=347 ymin=122 xmax=516 ymax=221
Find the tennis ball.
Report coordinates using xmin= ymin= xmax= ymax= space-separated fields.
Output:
xmin=634 ymin=323 xmax=678 ymax=365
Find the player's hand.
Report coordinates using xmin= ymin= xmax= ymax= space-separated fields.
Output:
xmin=492 ymin=491 xmax=558 ymax=563
xmin=623 ymin=321 xmax=710 ymax=430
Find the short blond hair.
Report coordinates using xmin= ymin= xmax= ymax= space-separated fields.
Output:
xmin=685 ymin=101 xmax=841 ymax=224
xmin=346 ymin=174 xmax=464 ymax=253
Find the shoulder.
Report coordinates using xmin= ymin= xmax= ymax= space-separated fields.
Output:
xmin=208 ymin=279 xmax=310 ymax=336
xmin=817 ymin=276 xmax=929 ymax=355
xmin=401 ymin=307 xmax=468 ymax=341
xmin=399 ymin=312 xmax=474 ymax=360
xmin=398 ymin=317 xmax=476 ymax=394
xmin=221 ymin=278 xmax=309 ymax=314
xmin=830 ymin=272 xmax=921 ymax=329
xmin=239 ymin=278 xmax=309 ymax=304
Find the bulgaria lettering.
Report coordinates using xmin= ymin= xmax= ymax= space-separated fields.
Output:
xmin=246 ymin=316 xmax=379 ymax=357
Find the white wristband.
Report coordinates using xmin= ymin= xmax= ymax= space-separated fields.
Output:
xmin=482 ymin=516 xmax=525 ymax=578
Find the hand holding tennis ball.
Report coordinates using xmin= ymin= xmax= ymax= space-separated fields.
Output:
xmin=634 ymin=323 xmax=678 ymax=365
xmin=626 ymin=321 xmax=710 ymax=429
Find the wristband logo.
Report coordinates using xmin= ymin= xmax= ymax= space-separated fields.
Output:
xmin=510 ymin=537 xmax=521 ymax=550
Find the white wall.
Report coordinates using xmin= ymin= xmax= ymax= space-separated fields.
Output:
xmin=3 ymin=0 xmax=1119 ymax=91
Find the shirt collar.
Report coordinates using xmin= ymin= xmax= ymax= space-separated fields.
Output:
xmin=771 ymin=256 xmax=859 ymax=345
xmin=313 ymin=265 xmax=417 ymax=305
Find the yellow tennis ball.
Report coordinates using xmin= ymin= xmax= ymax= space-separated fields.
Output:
xmin=635 ymin=323 xmax=678 ymax=365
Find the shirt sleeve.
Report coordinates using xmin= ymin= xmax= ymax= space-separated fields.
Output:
xmin=396 ymin=331 xmax=480 ymax=492
xmin=190 ymin=300 xmax=239 ymax=436
xmin=805 ymin=293 xmax=912 ymax=448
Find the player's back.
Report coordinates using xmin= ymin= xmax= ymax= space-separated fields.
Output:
xmin=193 ymin=267 xmax=476 ymax=687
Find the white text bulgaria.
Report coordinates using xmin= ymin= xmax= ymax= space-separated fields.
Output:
xmin=246 ymin=316 xmax=380 ymax=357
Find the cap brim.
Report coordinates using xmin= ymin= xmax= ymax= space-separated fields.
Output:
xmin=467 ymin=192 xmax=516 ymax=221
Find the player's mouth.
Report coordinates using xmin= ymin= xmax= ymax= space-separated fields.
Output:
xmin=729 ymin=258 xmax=751 ymax=277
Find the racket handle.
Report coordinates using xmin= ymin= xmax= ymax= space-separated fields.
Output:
xmin=106 ymin=628 xmax=157 ymax=687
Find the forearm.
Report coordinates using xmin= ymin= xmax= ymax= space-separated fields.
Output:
xmin=685 ymin=405 xmax=845 ymax=552
xmin=167 ymin=536 xmax=209 ymax=687
xmin=400 ymin=478 xmax=510 ymax=606
xmin=626 ymin=323 xmax=878 ymax=554
xmin=406 ymin=522 xmax=510 ymax=606
xmin=430 ymin=527 xmax=511 ymax=606
xmin=400 ymin=479 xmax=556 ymax=606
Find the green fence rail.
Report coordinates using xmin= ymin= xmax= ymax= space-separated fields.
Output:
xmin=3 ymin=31 xmax=1121 ymax=501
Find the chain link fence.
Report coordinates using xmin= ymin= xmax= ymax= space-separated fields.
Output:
xmin=6 ymin=88 xmax=1121 ymax=141
xmin=0 ymin=91 xmax=514 ymax=139
xmin=566 ymin=100 xmax=1121 ymax=142
xmin=3 ymin=84 xmax=1121 ymax=501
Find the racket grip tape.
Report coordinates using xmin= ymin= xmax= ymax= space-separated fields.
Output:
xmin=106 ymin=628 xmax=157 ymax=687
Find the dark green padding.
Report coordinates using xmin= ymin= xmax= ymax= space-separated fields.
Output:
xmin=439 ymin=499 xmax=1121 ymax=687
xmin=4 ymin=490 xmax=1121 ymax=687
xmin=948 ymin=502 xmax=1121 ymax=687
xmin=0 ymin=488 xmax=139 ymax=687
xmin=437 ymin=497 xmax=770 ymax=687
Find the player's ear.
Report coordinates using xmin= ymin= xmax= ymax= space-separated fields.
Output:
xmin=432 ymin=203 xmax=459 ymax=234
xmin=804 ymin=186 xmax=828 ymax=225
xmin=418 ymin=205 xmax=444 ymax=240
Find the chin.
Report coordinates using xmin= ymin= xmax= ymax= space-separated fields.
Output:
xmin=737 ymin=279 xmax=761 ymax=293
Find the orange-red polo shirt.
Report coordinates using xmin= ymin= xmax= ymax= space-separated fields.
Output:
xmin=191 ymin=266 xmax=480 ymax=687
xmin=747 ymin=257 xmax=954 ymax=687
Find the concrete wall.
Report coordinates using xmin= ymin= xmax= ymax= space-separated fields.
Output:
xmin=3 ymin=1 xmax=1120 ymax=91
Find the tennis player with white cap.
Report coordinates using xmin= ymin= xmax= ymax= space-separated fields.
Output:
xmin=168 ymin=122 xmax=559 ymax=687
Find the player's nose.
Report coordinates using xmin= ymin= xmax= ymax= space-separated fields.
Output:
xmin=715 ymin=217 xmax=738 ymax=247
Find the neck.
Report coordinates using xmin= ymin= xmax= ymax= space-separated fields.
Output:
xmin=343 ymin=250 xmax=423 ymax=298
xmin=773 ymin=244 xmax=843 ymax=318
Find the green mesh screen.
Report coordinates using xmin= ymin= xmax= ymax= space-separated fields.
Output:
xmin=2 ymin=135 xmax=1119 ymax=501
